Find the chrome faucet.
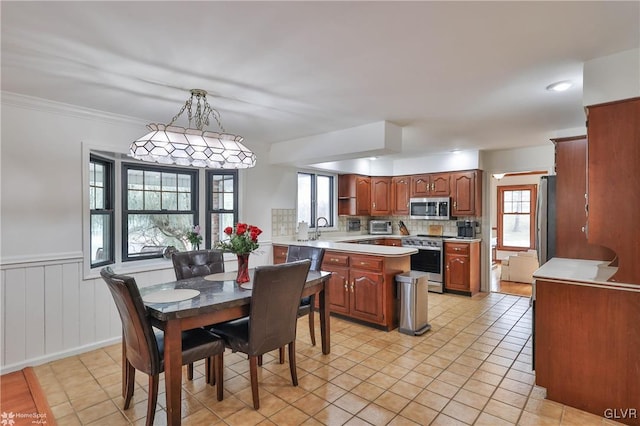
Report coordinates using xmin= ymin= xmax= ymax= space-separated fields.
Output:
xmin=313 ymin=216 xmax=329 ymax=240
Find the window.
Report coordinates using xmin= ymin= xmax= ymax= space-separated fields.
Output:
xmin=497 ymin=184 xmax=537 ymax=250
xmin=207 ymin=170 xmax=238 ymax=247
xmin=297 ymin=172 xmax=335 ymax=227
xmin=122 ymin=164 xmax=198 ymax=261
xmin=89 ymin=155 xmax=114 ymax=267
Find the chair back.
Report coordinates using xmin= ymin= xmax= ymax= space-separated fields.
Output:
xmin=172 ymin=249 xmax=224 ymax=280
xmin=285 ymin=246 xmax=325 ymax=272
xmin=100 ymin=267 xmax=160 ymax=375
xmin=248 ymin=260 xmax=311 ymax=356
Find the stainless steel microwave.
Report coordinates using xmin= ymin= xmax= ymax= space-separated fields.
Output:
xmin=409 ymin=197 xmax=451 ymax=220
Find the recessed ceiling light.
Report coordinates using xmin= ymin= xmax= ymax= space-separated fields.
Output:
xmin=450 ymin=150 xmax=461 ymax=154
xmin=546 ymin=80 xmax=573 ymax=92
xmin=369 ymin=156 xmax=378 ymax=161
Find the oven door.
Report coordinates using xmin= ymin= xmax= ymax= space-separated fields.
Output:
xmin=409 ymin=248 xmax=443 ymax=287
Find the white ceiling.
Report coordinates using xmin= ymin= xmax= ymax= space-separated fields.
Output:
xmin=2 ymin=1 xmax=639 ymax=161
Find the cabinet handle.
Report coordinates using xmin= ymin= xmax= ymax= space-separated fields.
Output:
xmin=344 ymin=280 xmax=348 ymax=291
xmin=431 ymin=183 xmax=435 ymax=191
xmin=446 ymin=265 xmax=449 ymax=270
xmin=350 ymin=282 xmax=354 ymax=292
xmin=360 ymin=261 xmax=367 ymax=265
xmin=331 ymin=258 xmax=339 ymax=262
xmin=453 ymin=201 xmax=457 ymax=208
xmin=373 ymin=202 xmax=376 ymax=209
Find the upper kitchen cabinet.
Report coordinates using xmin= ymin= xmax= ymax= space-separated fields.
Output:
xmin=586 ymin=97 xmax=640 ymax=284
xmin=450 ymin=170 xmax=482 ymax=217
xmin=410 ymin=173 xmax=450 ymax=197
xmin=391 ymin=176 xmax=410 ymax=215
xmin=338 ymin=174 xmax=371 ymax=216
xmin=371 ymin=177 xmax=392 ymax=216
xmin=553 ymin=136 xmax=615 ymax=261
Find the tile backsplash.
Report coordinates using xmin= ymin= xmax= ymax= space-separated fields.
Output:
xmin=272 ymin=209 xmax=481 ymax=237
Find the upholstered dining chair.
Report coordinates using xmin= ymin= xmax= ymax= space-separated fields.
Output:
xmin=209 ymin=260 xmax=312 ymax=409
xmin=172 ymin=249 xmax=225 ymax=380
xmin=285 ymin=245 xmax=326 ymax=346
xmin=172 ymin=249 xmax=225 ymax=280
xmin=100 ymin=267 xmax=225 ymax=426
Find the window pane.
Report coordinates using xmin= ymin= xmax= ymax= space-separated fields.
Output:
xmin=89 ymin=187 xmax=96 ymax=210
xmin=127 ymin=214 xmax=194 ymax=255
xmin=297 ymin=173 xmax=312 ymax=224
xmin=162 ymin=192 xmax=178 ymax=210
xmin=95 ymin=188 xmax=104 ymax=209
xmin=162 ymin=173 xmax=177 ymax=190
xmin=503 ymin=214 xmax=531 ymax=247
xmin=317 ymin=175 xmax=332 ymax=225
xmin=223 ymin=176 xmax=234 ymax=192
xmin=145 ymin=171 xmax=161 ymax=191
xmin=128 ymin=190 xmax=143 ymax=210
xmin=128 ymin=169 xmax=144 ymax=190
xmin=144 ymin=190 xmax=161 ymax=210
xmin=178 ymin=193 xmax=191 ymax=211
xmin=91 ymin=214 xmax=111 ymax=264
xmin=177 ymin=174 xmax=191 ymax=192
xmin=210 ymin=212 xmax=235 ymax=244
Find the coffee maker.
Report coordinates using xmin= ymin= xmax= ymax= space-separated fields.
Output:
xmin=456 ymin=220 xmax=478 ymax=238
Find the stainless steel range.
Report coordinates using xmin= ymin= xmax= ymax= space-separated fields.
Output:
xmin=401 ymin=235 xmax=444 ymax=293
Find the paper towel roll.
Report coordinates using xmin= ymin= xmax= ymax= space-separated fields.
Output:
xmin=297 ymin=221 xmax=309 ymax=241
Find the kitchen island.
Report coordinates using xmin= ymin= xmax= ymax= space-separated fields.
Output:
xmin=533 ymin=258 xmax=640 ymax=426
xmin=273 ymin=237 xmax=416 ymax=330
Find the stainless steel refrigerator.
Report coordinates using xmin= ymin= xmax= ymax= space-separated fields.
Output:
xmin=536 ymin=175 xmax=556 ymax=265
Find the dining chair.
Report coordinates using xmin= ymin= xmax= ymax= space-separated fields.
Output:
xmin=285 ymin=245 xmax=326 ymax=347
xmin=172 ymin=249 xmax=225 ymax=381
xmin=209 ymin=260 xmax=312 ymax=409
xmin=172 ymin=249 xmax=225 ymax=280
xmin=100 ymin=267 xmax=225 ymax=425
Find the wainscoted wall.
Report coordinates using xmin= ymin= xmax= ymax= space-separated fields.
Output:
xmin=0 ymin=245 xmax=273 ymax=374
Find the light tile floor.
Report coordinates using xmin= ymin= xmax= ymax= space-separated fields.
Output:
xmin=34 ymin=292 xmax=624 ymax=425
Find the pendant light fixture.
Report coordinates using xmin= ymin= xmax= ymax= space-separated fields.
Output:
xmin=130 ymin=89 xmax=256 ymax=169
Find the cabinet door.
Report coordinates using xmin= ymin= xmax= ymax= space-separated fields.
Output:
xmin=273 ymin=245 xmax=288 ymax=264
xmin=451 ymin=170 xmax=481 ymax=216
xmin=431 ymin=173 xmax=451 ymax=196
xmin=324 ymin=265 xmax=350 ymax=314
xmin=355 ymin=176 xmax=371 ymax=215
xmin=349 ymin=269 xmax=384 ymax=323
xmin=371 ymin=177 xmax=391 ymax=216
xmin=445 ymin=254 xmax=470 ymax=291
xmin=392 ymin=176 xmax=410 ymax=215
xmin=410 ymin=174 xmax=430 ymax=197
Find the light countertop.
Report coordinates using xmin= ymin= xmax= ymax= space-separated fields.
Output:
xmin=533 ymin=257 xmax=639 ymax=292
xmin=272 ymin=236 xmax=417 ymax=257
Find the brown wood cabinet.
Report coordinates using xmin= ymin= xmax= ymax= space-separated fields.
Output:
xmin=384 ymin=238 xmax=402 ymax=247
xmin=323 ymin=250 xmax=409 ymax=330
xmin=535 ymin=279 xmax=640 ymax=425
xmin=553 ymin=136 xmax=615 ymax=261
xmin=338 ymin=174 xmax=371 ymax=216
xmin=410 ymin=173 xmax=451 ymax=197
xmin=450 ymin=170 xmax=482 ymax=217
xmin=586 ymin=97 xmax=640 ymax=284
xmin=444 ymin=241 xmax=480 ymax=295
xmin=370 ymin=177 xmax=391 ymax=216
xmin=274 ymin=245 xmax=409 ymax=330
xmin=391 ymin=176 xmax=410 ymax=215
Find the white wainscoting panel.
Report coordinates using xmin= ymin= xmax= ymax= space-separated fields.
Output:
xmin=1 ymin=243 xmax=275 ymax=374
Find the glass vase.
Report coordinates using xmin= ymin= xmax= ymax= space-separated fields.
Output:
xmin=236 ymin=253 xmax=250 ymax=283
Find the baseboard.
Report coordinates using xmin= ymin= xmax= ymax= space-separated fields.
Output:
xmin=0 ymin=337 xmax=121 ymax=375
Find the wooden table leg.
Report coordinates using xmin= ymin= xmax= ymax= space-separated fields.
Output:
xmin=319 ymin=280 xmax=330 ymax=354
xmin=164 ymin=320 xmax=183 ymax=425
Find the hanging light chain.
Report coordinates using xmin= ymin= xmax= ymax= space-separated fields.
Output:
xmin=166 ymin=89 xmax=227 ymax=133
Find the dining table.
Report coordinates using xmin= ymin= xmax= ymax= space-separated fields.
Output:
xmin=137 ymin=268 xmax=332 ymax=426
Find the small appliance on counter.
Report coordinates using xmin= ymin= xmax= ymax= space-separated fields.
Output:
xmin=347 ymin=218 xmax=361 ymax=232
xmin=369 ymin=220 xmax=392 ymax=235
xmin=297 ymin=221 xmax=309 ymax=241
xmin=456 ymin=220 xmax=479 ymax=238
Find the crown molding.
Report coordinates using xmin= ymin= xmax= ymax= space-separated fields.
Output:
xmin=1 ymin=91 xmax=145 ymax=127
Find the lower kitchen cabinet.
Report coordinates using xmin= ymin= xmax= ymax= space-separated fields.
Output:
xmin=444 ymin=241 xmax=480 ymax=295
xmin=324 ymin=251 xmax=409 ymax=330
xmin=274 ymin=245 xmax=410 ymax=330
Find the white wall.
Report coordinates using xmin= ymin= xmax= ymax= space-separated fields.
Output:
xmin=583 ymin=48 xmax=640 ymax=106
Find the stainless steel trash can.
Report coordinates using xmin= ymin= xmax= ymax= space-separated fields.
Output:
xmin=396 ymin=271 xmax=431 ymax=336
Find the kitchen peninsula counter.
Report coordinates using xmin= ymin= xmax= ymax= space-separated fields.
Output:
xmin=272 ymin=236 xmax=414 ymax=331
xmin=532 ymin=257 xmax=640 ymax=425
